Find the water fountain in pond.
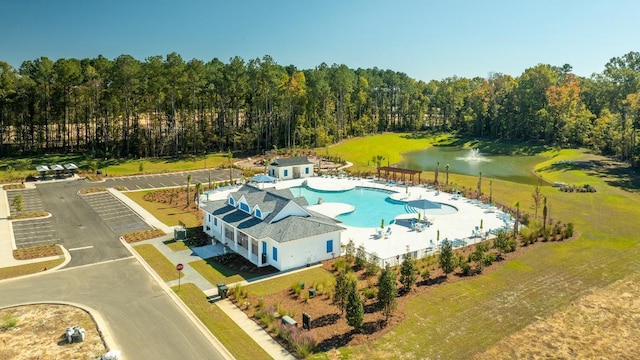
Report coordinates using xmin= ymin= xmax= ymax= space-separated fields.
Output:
xmin=456 ymin=148 xmax=491 ymax=162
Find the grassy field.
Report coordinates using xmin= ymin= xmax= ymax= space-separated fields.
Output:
xmin=0 ymin=258 xmax=64 ymax=280
xmin=172 ymin=283 xmax=271 ymax=360
xmin=315 ymin=141 xmax=640 ymax=359
xmin=164 ymin=239 xmax=190 ymax=252
xmin=190 ymin=258 xmax=265 ymax=286
xmin=0 ymin=152 xmax=232 ymax=183
xmin=133 ymin=244 xmax=184 ymax=282
xmin=124 ymin=190 xmax=199 ymax=227
xmin=244 ymin=267 xmax=335 ymax=297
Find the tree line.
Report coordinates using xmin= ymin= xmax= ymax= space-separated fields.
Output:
xmin=1 ymin=51 xmax=639 ymax=164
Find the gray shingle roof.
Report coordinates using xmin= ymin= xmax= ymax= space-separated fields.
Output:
xmin=201 ymin=185 xmax=344 ymax=243
xmin=269 ymin=156 xmax=313 ymax=167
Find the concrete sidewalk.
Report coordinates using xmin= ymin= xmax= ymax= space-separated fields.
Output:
xmin=132 ymin=235 xmax=295 ymax=359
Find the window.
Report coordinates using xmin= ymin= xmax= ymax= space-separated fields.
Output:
xmin=240 ymin=202 xmax=250 ymax=213
xmin=326 ymin=239 xmax=333 ymax=253
xmin=272 ymin=246 xmax=278 ymax=261
xmin=305 ymin=167 xmax=309 ymax=174
xmin=228 ymin=197 xmax=235 ymax=206
xmin=213 ymin=217 xmax=218 ymax=226
xmin=284 ymin=169 xmax=288 ymax=177
xmin=262 ymin=242 xmax=267 ymax=254
xmin=208 ymin=214 xmax=211 ymax=222
xmin=255 ymin=209 xmax=262 ymax=218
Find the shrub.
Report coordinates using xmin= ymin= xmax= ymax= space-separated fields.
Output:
xmin=257 ymin=297 xmax=265 ymax=310
xmin=1 ymin=314 xmax=18 ymax=330
xmin=482 ymin=252 xmax=497 ymax=267
xmin=564 ymin=223 xmax=574 ymax=238
xmin=459 ymin=259 xmax=472 ymax=276
xmin=256 ymin=310 xmax=275 ymax=327
xmin=362 ymin=287 xmax=377 ymax=299
xmin=332 ymin=257 xmax=348 ymax=273
xmin=291 ymin=327 xmax=317 ymax=358
xmin=291 ymin=282 xmax=303 ymax=297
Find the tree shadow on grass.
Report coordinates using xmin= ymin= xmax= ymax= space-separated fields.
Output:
xmin=419 ymin=274 xmax=447 ymax=287
xmin=539 ymin=158 xmax=640 ymax=192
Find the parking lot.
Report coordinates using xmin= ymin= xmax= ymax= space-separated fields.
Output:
xmin=98 ymin=168 xmax=242 ymax=191
xmin=81 ymin=192 xmax=153 ymax=235
xmin=6 ymin=189 xmax=45 ymax=215
xmin=12 ymin=218 xmax=59 ymax=248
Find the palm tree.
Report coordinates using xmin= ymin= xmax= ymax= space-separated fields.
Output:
xmin=445 ymin=164 xmax=450 ymax=186
xmin=434 ymin=162 xmax=440 ymax=186
xmin=186 ymin=174 xmax=192 ymax=206
xmin=194 ymin=182 xmax=202 ymax=207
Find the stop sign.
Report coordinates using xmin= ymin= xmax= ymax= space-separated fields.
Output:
xmin=176 ymin=263 xmax=184 ymax=271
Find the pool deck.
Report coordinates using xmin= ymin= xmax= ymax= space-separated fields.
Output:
xmin=207 ymin=176 xmax=514 ymax=265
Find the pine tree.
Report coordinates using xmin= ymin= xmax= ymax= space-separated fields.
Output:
xmin=355 ymin=244 xmax=366 ymax=270
xmin=439 ymin=239 xmax=455 ymax=275
xmin=377 ymin=264 xmax=397 ymax=321
xmin=345 ymin=276 xmax=364 ymax=329
xmin=399 ymin=253 xmax=418 ymax=293
xmin=333 ymin=271 xmax=350 ymax=314
xmin=186 ymin=174 xmax=192 ymax=206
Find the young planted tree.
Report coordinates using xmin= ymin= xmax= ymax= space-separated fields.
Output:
xmin=434 ymin=162 xmax=440 ymax=185
xmin=477 ymin=171 xmax=482 ymax=199
xmin=377 ymin=264 xmax=397 ymax=321
xmin=532 ymin=183 xmax=542 ymax=219
xmin=399 ymin=253 xmax=418 ymax=293
xmin=194 ymin=182 xmax=202 ymax=206
xmin=186 ymin=174 xmax=192 ymax=206
xmin=438 ymin=239 xmax=455 ymax=275
xmin=445 ymin=164 xmax=450 ymax=186
xmin=345 ymin=238 xmax=355 ymax=263
xmin=11 ymin=194 xmax=24 ymax=214
xmin=333 ymin=271 xmax=350 ymax=314
xmin=514 ymin=201 xmax=520 ymax=237
xmin=355 ymin=244 xmax=367 ymax=270
xmin=542 ymin=196 xmax=548 ymax=233
xmin=345 ymin=276 xmax=364 ymax=329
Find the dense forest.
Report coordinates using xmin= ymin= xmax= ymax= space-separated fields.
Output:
xmin=0 ymin=52 xmax=639 ymax=164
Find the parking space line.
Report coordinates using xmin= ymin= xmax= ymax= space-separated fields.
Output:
xmin=69 ymin=245 xmax=94 ymax=251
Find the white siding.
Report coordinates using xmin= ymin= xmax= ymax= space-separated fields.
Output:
xmin=270 ymin=201 xmax=310 ymax=223
xmin=275 ymin=231 xmax=342 ymax=271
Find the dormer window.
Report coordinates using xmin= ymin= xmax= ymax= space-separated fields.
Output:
xmin=255 ymin=209 xmax=262 ymax=219
xmin=239 ymin=202 xmax=250 ymax=213
xmin=228 ymin=197 xmax=235 ymax=206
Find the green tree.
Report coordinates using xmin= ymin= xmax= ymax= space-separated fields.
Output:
xmin=345 ymin=238 xmax=355 ymax=263
xmin=11 ymin=194 xmax=24 ymax=214
xmin=438 ymin=239 xmax=455 ymax=275
xmin=532 ymin=183 xmax=542 ymax=218
xmin=333 ymin=271 xmax=350 ymax=314
xmin=377 ymin=264 xmax=397 ymax=321
xmin=355 ymin=244 xmax=366 ymax=270
xmin=399 ymin=253 xmax=418 ymax=293
xmin=194 ymin=182 xmax=202 ymax=206
xmin=345 ymin=275 xmax=363 ymax=329
xmin=445 ymin=164 xmax=450 ymax=186
xmin=186 ymin=174 xmax=192 ymax=206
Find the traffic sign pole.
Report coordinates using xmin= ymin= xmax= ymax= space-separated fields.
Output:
xmin=176 ymin=263 xmax=184 ymax=291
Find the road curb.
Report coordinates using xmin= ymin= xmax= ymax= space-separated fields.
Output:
xmin=120 ymin=236 xmax=235 ymax=360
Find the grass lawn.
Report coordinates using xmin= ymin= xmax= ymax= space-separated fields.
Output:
xmin=0 ymin=259 xmax=64 ymax=280
xmin=244 ymin=267 xmax=335 ymax=297
xmin=104 ymin=153 xmax=231 ymax=176
xmin=124 ymin=190 xmax=199 ymax=227
xmin=164 ymin=239 xmax=190 ymax=252
xmin=172 ymin=283 xmax=271 ymax=360
xmin=190 ymin=258 xmax=265 ymax=286
xmin=133 ymin=244 xmax=184 ymax=282
xmin=312 ymin=139 xmax=640 ymax=358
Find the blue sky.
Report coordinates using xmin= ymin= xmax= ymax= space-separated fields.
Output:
xmin=2 ymin=0 xmax=639 ymax=81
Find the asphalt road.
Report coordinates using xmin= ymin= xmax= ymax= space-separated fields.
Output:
xmin=2 ymin=168 xmax=241 ymax=358
xmin=0 ymin=259 xmax=227 ymax=359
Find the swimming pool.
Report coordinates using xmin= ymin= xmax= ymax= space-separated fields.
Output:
xmin=292 ymin=186 xmax=456 ymax=228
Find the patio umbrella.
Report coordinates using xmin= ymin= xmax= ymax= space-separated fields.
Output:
xmin=407 ymin=199 xmax=441 ymax=219
xmin=250 ymin=174 xmax=277 ymax=188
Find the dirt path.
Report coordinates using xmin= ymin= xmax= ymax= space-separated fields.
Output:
xmin=0 ymin=304 xmax=105 ymax=360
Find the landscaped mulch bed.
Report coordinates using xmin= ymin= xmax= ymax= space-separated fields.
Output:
xmin=13 ymin=244 xmax=63 ymax=260
xmin=79 ymin=187 xmax=107 ymax=194
xmin=8 ymin=211 xmax=49 ymax=220
xmin=123 ymin=229 xmax=166 ymax=243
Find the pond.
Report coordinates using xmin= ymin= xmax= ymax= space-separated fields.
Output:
xmin=397 ymin=147 xmax=546 ymax=185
